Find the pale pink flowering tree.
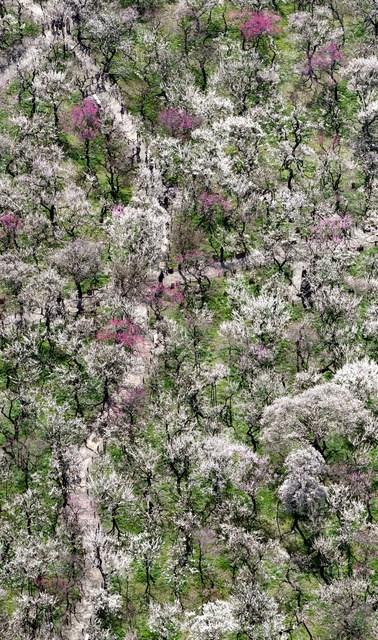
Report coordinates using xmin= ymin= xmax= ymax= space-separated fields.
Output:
xmin=315 ymin=42 xmax=344 ymax=69
xmin=158 ymin=107 xmax=202 ymax=137
xmin=249 ymin=343 xmax=274 ymax=366
xmin=198 ymin=192 xmax=231 ymax=212
xmin=312 ymin=214 xmax=352 ymax=244
xmin=198 ymin=193 xmax=232 ymax=246
xmin=317 ymin=131 xmax=342 ymax=152
xmin=305 ymin=42 xmax=344 ymax=76
xmin=304 ymin=42 xmax=345 ymax=133
xmin=111 ymin=204 xmax=125 ymax=217
xmin=119 ymin=386 xmax=145 ymax=408
xmin=105 ymin=385 xmax=147 ymax=442
xmin=71 ymin=97 xmax=101 ymax=168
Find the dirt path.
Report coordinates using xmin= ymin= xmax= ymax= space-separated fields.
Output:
xmin=66 ymin=338 xmax=151 ymax=640
xmin=0 ymin=6 xmax=156 ymax=637
xmin=67 ymin=435 xmax=104 ymax=640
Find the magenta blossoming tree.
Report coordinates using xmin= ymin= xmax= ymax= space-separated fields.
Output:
xmin=145 ymin=282 xmax=184 ymax=320
xmin=0 ymin=213 xmax=22 ymax=246
xmin=240 ymin=11 xmax=280 ymax=41
xmin=158 ymin=107 xmax=202 ymax=136
xmin=0 ymin=213 xmax=22 ymax=233
xmin=97 ymin=318 xmax=144 ymax=350
xmin=71 ymin=97 xmax=101 ymax=168
xmin=71 ymin=97 xmax=101 ymax=141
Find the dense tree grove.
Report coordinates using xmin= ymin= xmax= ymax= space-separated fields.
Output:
xmin=0 ymin=0 xmax=378 ymax=638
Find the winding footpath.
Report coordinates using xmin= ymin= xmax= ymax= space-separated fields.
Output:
xmin=67 ymin=331 xmax=153 ymax=640
xmin=0 ymin=5 xmax=161 ymax=638
xmin=61 ymin=39 xmax=160 ymax=640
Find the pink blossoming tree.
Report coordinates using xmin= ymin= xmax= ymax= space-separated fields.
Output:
xmin=312 ymin=214 xmax=352 ymax=244
xmin=198 ymin=192 xmax=231 ymax=212
xmin=158 ymin=107 xmax=202 ymax=137
xmin=305 ymin=42 xmax=345 ymax=76
xmin=97 ymin=318 xmax=144 ymax=350
xmin=145 ymin=282 xmax=185 ymax=320
xmin=71 ymin=97 xmax=101 ymax=168
xmin=0 ymin=213 xmax=22 ymax=246
xmin=240 ymin=11 xmax=280 ymax=41
xmin=0 ymin=213 xmax=22 ymax=232
xmin=198 ymin=192 xmax=232 ymax=235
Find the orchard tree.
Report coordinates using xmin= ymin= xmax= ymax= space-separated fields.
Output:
xmin=54 ymin=239 xmax=102 ymax=313
xmin=262 ymin=381 xmax=377 ymax=459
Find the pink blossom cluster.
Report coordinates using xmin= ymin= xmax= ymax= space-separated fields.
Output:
xmin=240 ymin=11 xmax=280 ymax=40
xmin=159 ymin=107 xmax=202 ymax=135
xmin=119 ymin=386 xmax=145 ymax=406
xmin=0 ymin=212 xmax=22 ymax=232
xmin=97 ymin=318 xmax=144 ymax=349
xmin=71 ymin=97 xmax=100 ymax=141
xmin=305 ymin=42 xmax=344 ymax=75
xmin=331 ymin=463 xmax=374 ymax=494
xmin=312 ymin=214 xmax=352 ymax=242
xmin=146 ymin=282 xmax=184 ymax=305
xmin=112 ymin=204 xmax=126 ymax=217
xmin=250 ymin=343 xmax=273 ymax=364
xmin=121 ymin=7 xmax=139 ymax=25
xmin=198 ymin=192 xmax=231 ymax=211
